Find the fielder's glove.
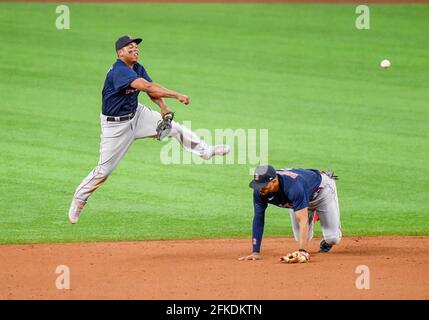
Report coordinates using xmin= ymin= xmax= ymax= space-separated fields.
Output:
xmin=280 ymin=249 xmax=310 ymax=264
xmin=156 ymin=112 xmax=174 ymax=141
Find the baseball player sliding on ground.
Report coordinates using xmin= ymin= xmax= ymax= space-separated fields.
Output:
xmin=68 ymin=35 xmax=230 ymax=224
xmin=239 ymin=165 xmax=342 ymax=263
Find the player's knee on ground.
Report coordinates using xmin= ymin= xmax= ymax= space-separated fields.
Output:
xmin=325 ymin=234 xmax=342 ymax=246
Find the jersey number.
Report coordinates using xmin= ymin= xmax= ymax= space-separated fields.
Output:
xmin=277 ymin=170 xmax=298 ymax=179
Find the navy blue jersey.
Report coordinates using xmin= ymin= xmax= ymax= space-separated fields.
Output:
xmin=102 ymin=59 xmax=152 ymax=116
xmin=252 ymin=168 xmax=322 ymax=253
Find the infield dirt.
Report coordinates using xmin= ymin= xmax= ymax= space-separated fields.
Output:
xmin=1 ymin=0 xmax=428 ymax=300
xmin=1 ymin=236 xmax=429 ymax=299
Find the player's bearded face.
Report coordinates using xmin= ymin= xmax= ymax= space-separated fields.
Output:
xmin=259 ymin=178 xmax=279 ymax=196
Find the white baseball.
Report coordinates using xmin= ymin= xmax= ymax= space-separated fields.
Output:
xmin=380 ymin=59 xmax=391 ymax=69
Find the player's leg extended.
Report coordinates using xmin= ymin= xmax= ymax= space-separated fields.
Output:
xmin=69 ymin=117 xmax=134 ymax=223
xmin=289 ymin=208 xmax=315 ymax=242
xmin=314 ymin=175 xmax=342 ymax=252
xmin=133 ymin=104 xmax=229 ymax=159
xmin=170 ymin=120 xmax=216 ymax=158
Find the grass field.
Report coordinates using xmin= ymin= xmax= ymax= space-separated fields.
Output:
xmin=0 ymin=3 xmax=428 ymax=244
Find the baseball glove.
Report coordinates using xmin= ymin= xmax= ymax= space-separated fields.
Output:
xmin=156 ymin=112 xmax=174 ymax=141
xmin=280 ymin=250 xmax=310 ymax=264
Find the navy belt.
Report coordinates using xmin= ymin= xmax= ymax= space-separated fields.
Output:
xmin=106 ymin=112 xmax=135 ymax=122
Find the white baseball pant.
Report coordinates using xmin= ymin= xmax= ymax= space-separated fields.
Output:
xmin=72 ymin=104 xmax=212 ymax=204
xmin=289 ymin=173 xmax=342 ymax=245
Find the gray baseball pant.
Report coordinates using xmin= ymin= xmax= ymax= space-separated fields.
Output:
xmin=72 ymin=104 xmax=211 ymax=204
xmin=289 ymin=173 xmax=342 ymax=245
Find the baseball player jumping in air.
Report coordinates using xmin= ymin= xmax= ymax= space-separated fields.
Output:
xmin=239 ymin=165 xmax=342 ymax=264
xmin=68 ymin=35 xmax=230 ymax=224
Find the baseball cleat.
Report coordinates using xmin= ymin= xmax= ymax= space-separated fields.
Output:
xmin=68 ymin=199 xmax=86 ymax=224
xmin=319 ymin=239 xmax=333 ymax=253
xmin=201 ymin=144 xmax=231 ymax=160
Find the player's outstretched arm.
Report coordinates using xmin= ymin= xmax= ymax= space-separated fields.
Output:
xmin=147 ymin=93 xmax=171 ymax=116
xmin=279 ymin=208 xmax=311 ymax=264
xmin=131 ymin=78 xmax=189 ymax=105
xmin=239 ymin=196 xmax=266 ymax=261
xmin=294 ymin=207 xmax=310 ymax=251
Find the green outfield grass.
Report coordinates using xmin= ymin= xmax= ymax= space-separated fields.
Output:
xmin=0 ymin=3 xmax=428 ymax=244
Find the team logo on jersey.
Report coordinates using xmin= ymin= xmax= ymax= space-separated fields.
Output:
xmin=278 ymin=170 xmax=298 ymax=179
xmin=125 ymin=88 xmax=137 ymax=94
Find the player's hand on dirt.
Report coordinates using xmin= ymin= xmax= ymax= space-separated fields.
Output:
xmin=238 ymin=252 xmax=261 ymax=261
xmin=177 ymin=94 xmax=190 ymax=105
xmin=280 ymin=250 xmax=310 ymax=264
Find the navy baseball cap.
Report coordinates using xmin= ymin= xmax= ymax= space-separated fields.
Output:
xmin=249 ymin=165 xmax=277 ymax=191
xmin=115 ymin=35 xmax=142 ymax=51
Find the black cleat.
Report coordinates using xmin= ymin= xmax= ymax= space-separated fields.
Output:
xmin=319 ymin=239 xmax=333 ymax=253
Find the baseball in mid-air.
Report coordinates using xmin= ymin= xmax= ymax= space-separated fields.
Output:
xmin=380 ymin=59 xmax=391 ymax=69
